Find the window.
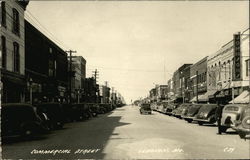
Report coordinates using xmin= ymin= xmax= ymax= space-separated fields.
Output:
xmin=1 ymin=36 xmax=6 ymax=68
xmin=48 ymin=59 xmax=56 ymax=77
xmin=13 ymin=42 xmax=20 ymax=72
xmin=246 ymin=59 xmax=250 ymax=77
xmin=1 ymin=1 xmax=6 ymax=27
xmin=12 ymin=8 xmax=20 ymax=35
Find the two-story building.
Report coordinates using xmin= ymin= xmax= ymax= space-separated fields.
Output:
xmin=25 ymin=20 xmax=68 ymax=103
xmin=1 ymin=0 xmax=29 ymax=103
xmin=207 ymin=28 xmax=249 ymax=104
xmin=173 ymin=64 xmax=192 ymax=103
xmin=189 ymin=57 xmax=208 ymax=103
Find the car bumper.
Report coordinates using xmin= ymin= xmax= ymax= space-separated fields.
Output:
xmin=232 ymin=126 xmax=250 ymax=133
xmin=193 ymin=118 xmax=212 ymax=123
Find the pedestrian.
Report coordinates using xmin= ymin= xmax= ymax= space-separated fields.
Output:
xmin=215 ymin=104 xmax=224 ymax=135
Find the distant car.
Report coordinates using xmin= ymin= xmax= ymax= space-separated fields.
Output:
xmin=1 ymin=103 xmax=48 ymax=138
xmin=150 ymin=103 xmax=157 ymax=111
xmin=182 ymin=104 xmax=202 ymax=123
xmin=140 ymin=103 xmax=152 ymax=114
xmin=165 ymin=103 xmax=176 ymax=116
xmin=232 ymin=106 xmax=250 ymax=139
xmin=35 ymin=103 xmax=65 ymax=129
xmin=220 ymin=104 xmax=248 ymax=133
xmin=193 ymin=104 xmax=218 ymax=125
xmin=87 ymin=103 xmax=99 ymax=117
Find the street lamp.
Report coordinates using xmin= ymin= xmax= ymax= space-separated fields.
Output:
xmin=28 ymin=78 xmax=33 ymax=104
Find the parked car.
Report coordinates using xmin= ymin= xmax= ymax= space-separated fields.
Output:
xmin=157 ymin=102 xmax=165 ymax=113
xmin=220 ymin=104 xmax=248 ymax=133
xmin=182 ymin=104 xmax=202 ymax=123
xmin=193 ymin=104 xmax=218 ymax=125
xmin=97 ymin=104 xmax=107 ymax=114
xmin=173 ymin=103 xmax=191 ymax=118
xmin=150 ymin=103 xmax=157 ymax=111
xmin=180 ymin=103 xmax=194 ymax=119
xmin=232 ymin=106 xmax=250 ymax=139
xmin=61 ymin=103 xmax=75 ymax=122
xmin=88 ymin=103 xmax=100 ymax=117
xmin=165 ymin=103 xmax=176 ymax=116
xmin=35 ymin=103 xmax=65 ymax=129
xmin=1 ymin=103 xmax=48 ymax=138
xmin=140 ymin=103 xmax=152 ymax=114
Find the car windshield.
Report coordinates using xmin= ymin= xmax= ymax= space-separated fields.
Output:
xmin=224 ymin=105 xmax=239 ymax=112
xmin=142 ymin=104 xmax=150 ymax=108
xmin=188 ymin=105 xmax=201 ymax=113
xmin=199 ymin=104 xmax=217 ymax=112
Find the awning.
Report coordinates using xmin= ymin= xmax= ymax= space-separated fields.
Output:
xmin=199 ymin=90 xmax=217 ymax=101
xmin=189 ymin=94 xmax=204 ymax=102
xmin=190 ymin=90 xmax=218 ymax=102
xmin=229 ymin=90 xmax=250 ymax=104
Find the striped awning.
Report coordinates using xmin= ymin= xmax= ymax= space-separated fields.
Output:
xmin=229 ymin=90 xmax=250 ymax=104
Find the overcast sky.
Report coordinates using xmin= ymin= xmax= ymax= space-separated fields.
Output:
xmin=26 ymin=1 xmax=249 ymax=103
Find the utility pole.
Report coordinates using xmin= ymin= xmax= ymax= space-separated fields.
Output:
xmin=92 ymin=69 xmax=99 ymax=103
xmin=66 ymin=50 xmax=76 ymax=104
xmin=196 ymin=71 xmax=199 ymax=103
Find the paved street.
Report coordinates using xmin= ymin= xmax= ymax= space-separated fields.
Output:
xmin=2 ymin=105 xmax=249 ymax=159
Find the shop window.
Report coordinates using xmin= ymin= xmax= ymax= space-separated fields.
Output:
xmin=12 ymin=8 xmax=20 ymax=35
xmin=1 ymin=1 xmax=6 ymax=27
xmin=1 ymin=36 xmax=6 ymax=69
xmin=13 ymin=42 xmax=20 ymax=72
xmin=246 ymin=59 xmax=250 ymax=77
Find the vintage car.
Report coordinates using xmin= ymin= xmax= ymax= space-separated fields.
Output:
xmin=182 ymin=104 xmax=202 ymax=123
xmin=193 ymin=104 xmax=218 ymax=125
xmin=173 ymin=103 xmax=192 ymax=119
xmin=220 ymin=104 xmax=249 ymax=133
xmin=232 ymin=106 xmax=250 ymax=139
xmin=87 ymin=103 xmax=100 ymax=117
xmin=1 ymin=103 xmax=48 ymax=138
xmin=180 ymin=103 xmax=194 ymax=119
xmin=35 ymin=103 xmax=65 ymax=129
xmin=150 ymin=103 xmax=157 ymax=111
xmin=140 ymin=103 xmax=152 ymax=114
xmin=157 ymin=102 xmax=167 ymax=113
xmin=70 ymin=103 xmax=92 ymax=121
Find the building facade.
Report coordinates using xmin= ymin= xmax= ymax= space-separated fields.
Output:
xmin=25 ymin=20 xmax=68 ymax=103
xmin=173 ymin=64 xmax=192 ymax=103
xmin=1 ymin=0 xmax=29 ymax=103
xmin=207 ymin=29 xmax=249 ymax=104
xmin=100 ymin=84 xmax=110 ymax=104
xmin=70 ymin=56 xmax=86 ymax=102
xmin=189 ymin=56 xmax=208 ymax=103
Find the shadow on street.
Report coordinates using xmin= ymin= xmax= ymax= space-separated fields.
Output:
xmin=1 ymin=107 xmax=131 ymax=159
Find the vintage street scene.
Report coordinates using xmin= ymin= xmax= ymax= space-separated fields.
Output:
xmin=0 ymin=0 xmax=249 ymax=159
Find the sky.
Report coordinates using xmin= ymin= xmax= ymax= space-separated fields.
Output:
xmin=25 ymin=1 xmax=249 ymax=103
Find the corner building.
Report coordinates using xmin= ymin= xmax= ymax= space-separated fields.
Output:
xmin=0 ymin=0 xmax=29 ymax=103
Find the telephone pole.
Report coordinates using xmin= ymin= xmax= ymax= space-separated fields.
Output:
xmin=66 ymin=50 xmax=77 ymax=104
xmin=92 ymin=69 xmax=99 ymax=103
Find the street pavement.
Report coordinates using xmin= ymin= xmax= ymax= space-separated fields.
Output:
xmin=1 ymin=105 xmax=249 ymax=159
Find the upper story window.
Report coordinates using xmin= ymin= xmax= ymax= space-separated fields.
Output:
xmin=12 ymin=8 xmax=20 ymax=35
xmin=13 ymin=42 xmax=20 ymax=73
xmin=1 ymin=36 xmax=7 ymax=69
xmin=48 ymin=59 xmax=56 ymax=77
xmin=1 ymin=1 xmax=6 ymax=27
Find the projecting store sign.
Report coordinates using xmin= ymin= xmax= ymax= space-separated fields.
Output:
xmin=233 ymin=33 xmax=241 ymax=81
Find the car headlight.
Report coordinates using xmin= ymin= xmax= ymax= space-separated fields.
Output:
xmin=246 ymin=119 xmax=250 ymax=124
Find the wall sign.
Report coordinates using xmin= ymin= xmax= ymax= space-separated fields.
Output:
xmin=233 ymin=33 xmax=241 ymax=81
